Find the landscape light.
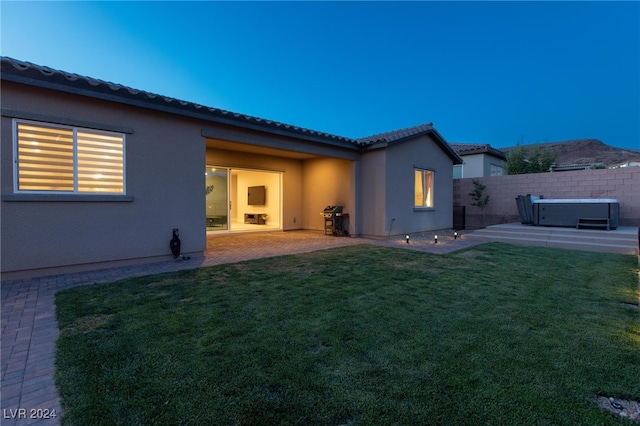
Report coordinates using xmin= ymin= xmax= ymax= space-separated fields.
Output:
xmin=405 ymin=235 xmax=410 ymax=244
xmin=434 ymin=235 xmax=438 ymax=244
xmin=454 ymin=231 xmax=458 ymax=240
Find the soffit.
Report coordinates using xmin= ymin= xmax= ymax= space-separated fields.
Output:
xmin=206 ymin=138 xmax=318 ymax=160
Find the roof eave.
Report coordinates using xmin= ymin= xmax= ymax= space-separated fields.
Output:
xmin=383 ymin=129 xmax=463 ymax=164
xmin=430 ymin=128 xmax=464 ymax=165
xmin=458 ymin=147 xmax=507 ymax=160
xmin=1 ymin=69 xmax=358 ymax=150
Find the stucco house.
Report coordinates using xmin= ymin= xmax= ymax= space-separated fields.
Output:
xmin=1 ymin=57 xmax=462 ymax=279
xmin=450 ymin=143 xmax=506 ymax=178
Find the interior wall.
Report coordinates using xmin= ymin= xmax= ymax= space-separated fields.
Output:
xmin=231 ymin=174 xmax=238 ymax=223
xmin=234 ymin=170 xmax=280 ymax=226
xmin=205 ymin=147 xmax=303 ymax=230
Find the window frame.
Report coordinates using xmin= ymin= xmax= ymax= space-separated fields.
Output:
xmin=453 ymin=164 xmax=463 ymax=179
xmin=490 ymin=163 xmax=505 ymax=176
xmin=414 ymin=168 xmax=435 ymax=210
xmin=13 ymin=119 xmax=127 ymax=196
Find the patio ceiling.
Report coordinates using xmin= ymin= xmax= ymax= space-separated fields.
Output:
xmin=206 ymin=138 xmax=319 ymax=160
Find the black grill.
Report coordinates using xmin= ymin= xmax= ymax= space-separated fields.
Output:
xmin=322 ymin=205 xmax=345 ymax=235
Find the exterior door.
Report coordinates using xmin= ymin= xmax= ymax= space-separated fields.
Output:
xmin=205 ymin=167 xmax=229 ymax=230
xmin=206 ymin=166 xmax=282 ymax=232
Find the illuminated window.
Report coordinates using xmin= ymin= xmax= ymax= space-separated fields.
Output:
xmin=414 ymin=169 xmax=434 ymax=208
xmin=15 ymin=121 xmax=125 ymax=194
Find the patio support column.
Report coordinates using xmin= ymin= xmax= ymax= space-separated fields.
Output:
xmin=351 ymin=159 xmax=361 ymax=237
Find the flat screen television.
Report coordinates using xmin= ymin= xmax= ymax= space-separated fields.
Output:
xmin=247 ymin=185 xmax=266 ymax=205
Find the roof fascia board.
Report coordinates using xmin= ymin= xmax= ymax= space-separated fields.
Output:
xmin=361 ymin=140 xmax=389 ymax=151
xmin=458 ymin=148 xmax=506 ymax=160
xmin=457 ymin=148 xmax=486 ymax=156
xmin=428 ymin=128 xmax=463 ymax=164
xmin=3 ymin=73 xmax=357 ymax=150
xmin=487 ymin=148 xmax=507 ymax=160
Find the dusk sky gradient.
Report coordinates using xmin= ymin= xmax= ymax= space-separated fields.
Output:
xmin=2 ymin=1 xmax=639 ymax=150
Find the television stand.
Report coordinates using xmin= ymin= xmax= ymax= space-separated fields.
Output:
xmin=244 ymin=213 xmax=266 ymax=225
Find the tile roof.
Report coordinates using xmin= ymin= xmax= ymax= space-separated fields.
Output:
xmin=0 ymin=57 xmax=353 ymax=147
xmin=356 ymin=123 xmax=434 ymax=145
xmin=450 ymin=143 xmax=507 ymax=160
xmin=449 ymin=143 xmax=489 ymax=152
xmin=356 ymin=123 xmax=462 ymax=163
xmin=1 ymin=56 xmax=461 ymax=163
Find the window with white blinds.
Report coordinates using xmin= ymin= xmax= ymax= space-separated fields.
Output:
xmin=16 ymin=121 xmax=125 ymax=193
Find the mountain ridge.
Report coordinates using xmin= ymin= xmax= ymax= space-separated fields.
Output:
xmin=498 ymin=139 xmax=640 ymax=167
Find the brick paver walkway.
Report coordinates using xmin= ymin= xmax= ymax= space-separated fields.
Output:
xmin=1 ymin=230 xmax=479 ymax=425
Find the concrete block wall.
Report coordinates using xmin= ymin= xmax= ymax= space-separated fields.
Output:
xmin=453 ymin=167 xmax=640 ymax=229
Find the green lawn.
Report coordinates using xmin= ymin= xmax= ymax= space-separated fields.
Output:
xmin=55 ymin=243 xmax=640 ymax=425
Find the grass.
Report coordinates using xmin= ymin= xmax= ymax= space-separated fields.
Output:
xmin=55 ymin=243 xmax=640 ymax=425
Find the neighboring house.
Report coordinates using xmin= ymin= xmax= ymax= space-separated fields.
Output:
xmin=450 ymin=143 xmax=507 ymax=178
xmin=1 ymin=57 xmax=462 ymax=278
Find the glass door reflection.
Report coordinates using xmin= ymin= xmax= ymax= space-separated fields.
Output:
xmin=205 ymin=167 xmax=228 ymax=230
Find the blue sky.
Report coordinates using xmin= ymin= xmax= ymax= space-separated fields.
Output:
xmin=2 ymin=1 xmax=639 ymax=150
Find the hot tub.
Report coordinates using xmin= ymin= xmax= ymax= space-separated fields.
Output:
xmin=532 ymin=198 xmax=619 ymax=229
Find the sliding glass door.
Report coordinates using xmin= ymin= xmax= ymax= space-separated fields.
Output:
xmin=205 ymin=167 xmax=229 ymax=230
xmin=206 ymin=166 xmax=281 ymax=232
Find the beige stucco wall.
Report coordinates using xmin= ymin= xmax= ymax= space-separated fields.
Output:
xmin=302 ymin=157 xmax=354 ymax=233
xmin=385 ymin=135 xmax=455 ymax=235
xmin=1 ymin=83 xmax=206 ymax=277
xmin=360 ymin=149 xmax=386 ymax=236
xmin=1 ymin=81 xmax=364 ymax=278
xmin=359 ymin=135 xmax=455 ymax=237
xmin=460 ymin=153 xmax=505 ymax=178
xmin=1 ymin=79 xmax=461 ymax=276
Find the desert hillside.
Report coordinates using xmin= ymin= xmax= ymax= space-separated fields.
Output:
xmin=500 ymin=139 xmax=640 ymax=167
